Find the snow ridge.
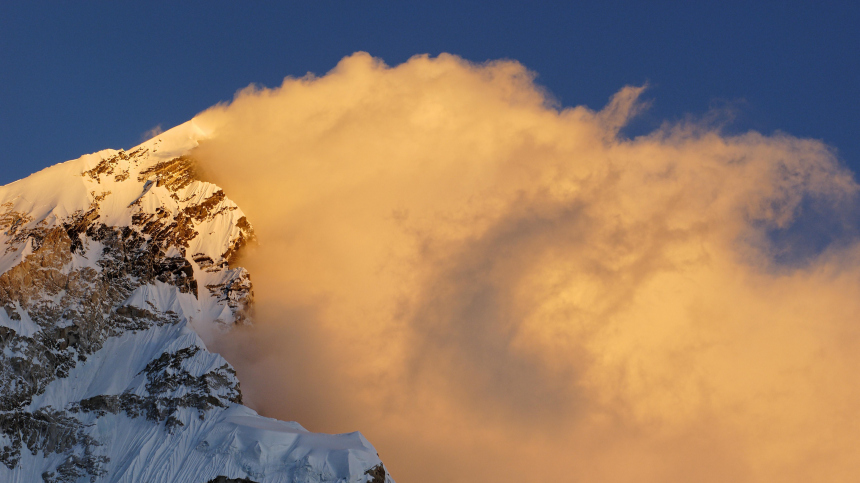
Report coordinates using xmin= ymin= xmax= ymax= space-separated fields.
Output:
xmin=0 ymin=121 xmax=392 ymax=483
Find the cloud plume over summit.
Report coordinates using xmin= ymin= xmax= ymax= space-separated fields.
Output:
xmin=191 ymin=52 xmax=860 ymax=483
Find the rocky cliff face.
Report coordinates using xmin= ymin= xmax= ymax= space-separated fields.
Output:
xmin=0 ymin=121 xmax=392 ymax=483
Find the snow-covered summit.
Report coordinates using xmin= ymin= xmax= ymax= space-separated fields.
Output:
xmin=1 ymin=120 xmax=206 ymax=228
xmin=0 ymin=122 xmax=393 ymax=483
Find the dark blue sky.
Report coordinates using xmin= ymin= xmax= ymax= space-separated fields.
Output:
xmin=2 ymin=2 xmax=858 ymax=186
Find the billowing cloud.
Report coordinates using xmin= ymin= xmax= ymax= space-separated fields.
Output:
xmin=142 ymin=124 xmax=164 ymax=142
xmin=191 ymin=52 xmax=860 ymax=483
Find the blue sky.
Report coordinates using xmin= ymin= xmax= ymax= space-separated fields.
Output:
xmin=1 ymin=2 xmax=859 ymax=186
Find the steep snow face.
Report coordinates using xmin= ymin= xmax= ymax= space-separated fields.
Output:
xmin=0 ymin=122 xmax=393 ymax=483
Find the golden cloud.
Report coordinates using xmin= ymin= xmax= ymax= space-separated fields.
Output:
xmin=193 ymin=52 xmax=860 ymax=483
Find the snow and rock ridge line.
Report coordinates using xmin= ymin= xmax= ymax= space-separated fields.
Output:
xmin=0 ymin=121 xmax=393 ymax=483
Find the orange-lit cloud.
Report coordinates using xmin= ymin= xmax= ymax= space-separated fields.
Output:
xmin=192 ymin=52 xmax=860 ymax=483
xmin=142 ymin=124 xmax=164 ymax=141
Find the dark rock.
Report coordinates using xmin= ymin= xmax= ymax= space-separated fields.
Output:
xmin=365 ymin=464 xmax=388 ymax=483
xmin=207 ymin=476 xmax=259 ymax=483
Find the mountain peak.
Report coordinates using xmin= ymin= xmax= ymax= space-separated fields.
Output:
xmin=0 ymin=122 xmax=393 ymax=483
